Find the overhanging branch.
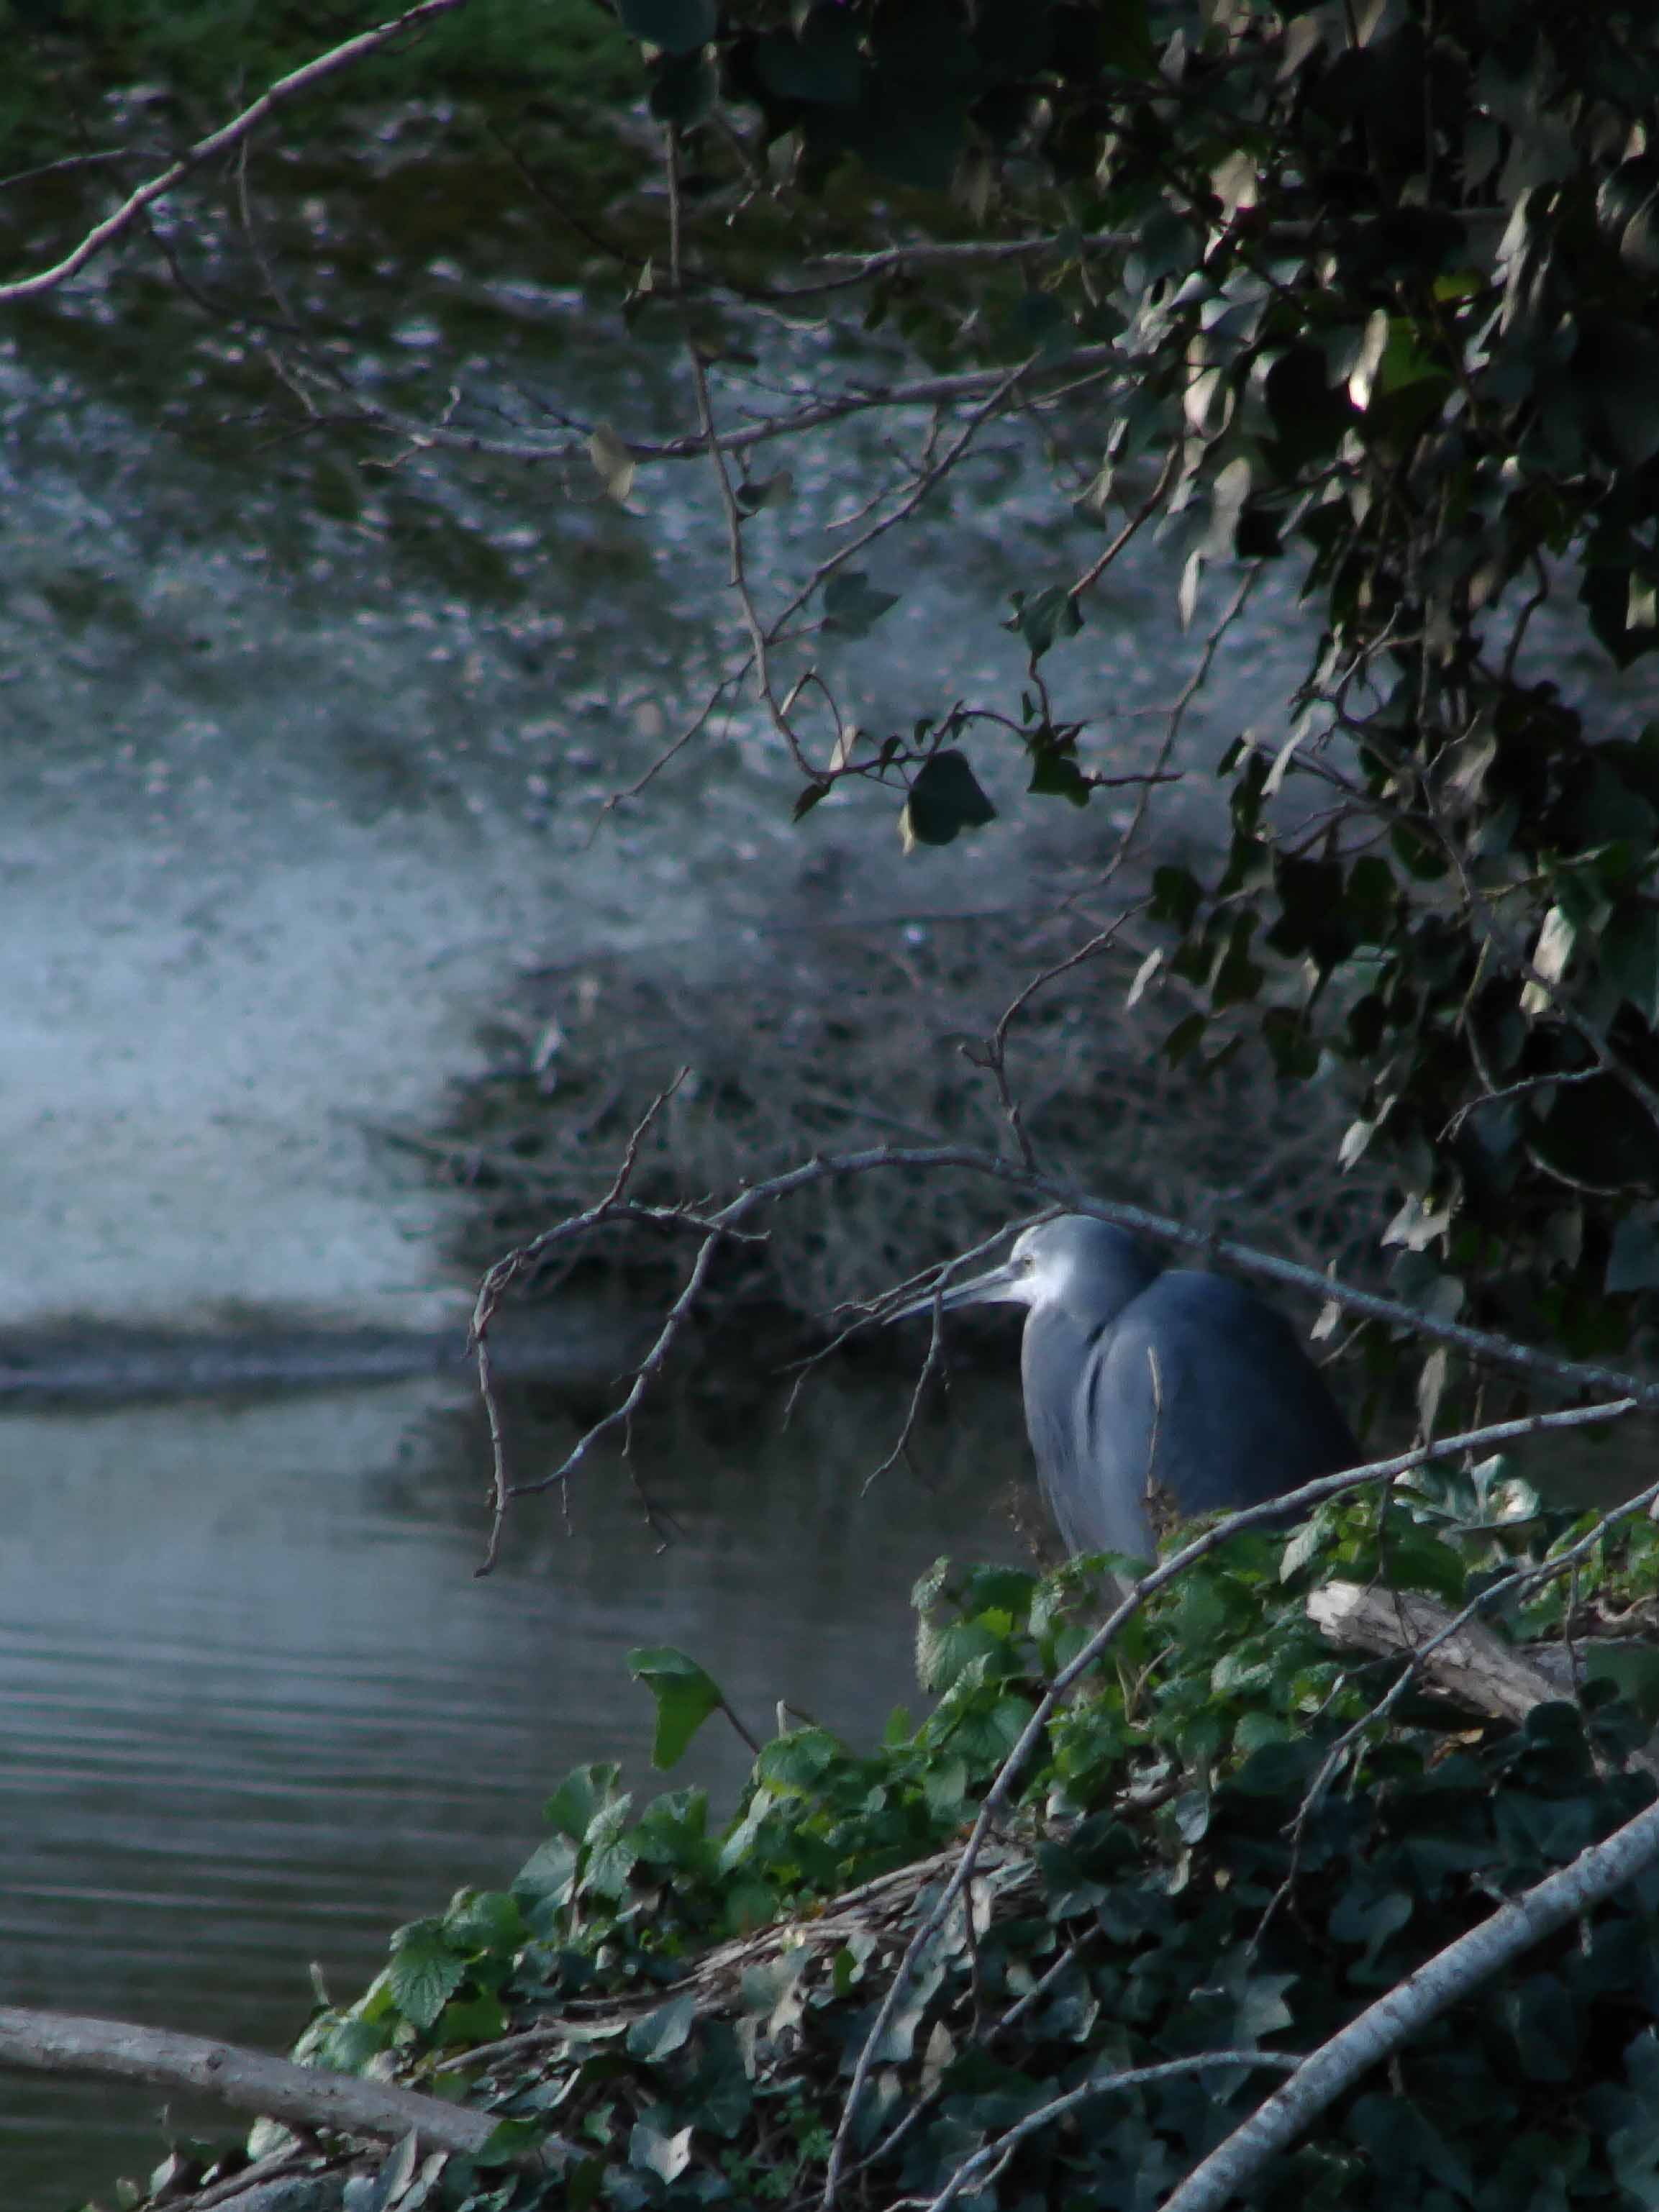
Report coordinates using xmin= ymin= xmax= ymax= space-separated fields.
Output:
xmin=0 ymin=1 xmax=475 ymax=304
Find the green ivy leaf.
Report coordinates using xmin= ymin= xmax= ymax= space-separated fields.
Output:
xmin=386 ymin=1920 xmax=468 ymax=2032
xmin=477 ymin=2116 xmax=550 ymax=2168
xmin=545 ymin=1763 xmax=624 ymax=1842
xmin=630 ymin=2119 xmax=695 ymax=2182
xmin=629 ymin=1644 xmax=726 ymax=1769
xmin=899 ymin=751 xmax=998 ymax=851
xmin=1328 ymin=1885 xmax=1414 ymax=1972
xmin=1007 ymin=584 xmax=1083 ymax=661
xmin=822 ymin=570 xmax=900 ymax=637
xmin=581 ymin=1797 xmax=639 ymax=1898
xmin=1027 ymin=734 xmax=1091 ymax=806
xmin=1606 ymin=1210 xmax=1659 ymax=1293
xmin=512 ymin=1832 xmax=578 ymax=1909
xmin=442 ymin=1889 xmax=526 ymax=1956
xmin=437 ymin=1989 xmax=507 ymax=2046
xmin=1600 ymin=906 xmax=1659 ymax=1027
xmin=1385 ymin=1524 xmax=1468 ymax=1604
xmin=734 ymin=468 xmax=794 ymax=515
xmin=1163 ymin=1011 xmax=1206 ymax=1066
xmin=317 ymin=2013 xmax=396 ymax=2074
xmin=755 ymin=11 xmax=863 ymax=104
xmin=627 ymin=1991 xmax=700 ymax=2062
xmin=1151 ymin=865 xmax=1202 ymax=929
xmin=1584 ymin=1643 xmax=1659 ymax=1721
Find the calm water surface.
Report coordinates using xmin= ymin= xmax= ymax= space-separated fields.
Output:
xmin=0 ymin=1364 xmax=1025 ymax=2208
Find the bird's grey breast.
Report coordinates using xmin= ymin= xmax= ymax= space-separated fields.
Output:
xmin=1021 ymin=1297 xmax=1158 ymax=1561
xmin=1021 ymin=1264 xmax=1357 ymax=1564
xmin=1091 ymin=1270 xmax=1357 ymax=1521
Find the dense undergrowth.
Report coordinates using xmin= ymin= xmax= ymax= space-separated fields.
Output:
xmin=422 ymin=914 xmax=1392 ymax=1331
xmin=112 ymin=1457 xmax=1659 ymax=2212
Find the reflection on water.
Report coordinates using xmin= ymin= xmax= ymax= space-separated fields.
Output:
xmin=0 ymin=1360 xmax=1026 ymax=2210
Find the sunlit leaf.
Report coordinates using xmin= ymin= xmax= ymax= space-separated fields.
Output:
xmin=629 ymin=1645 xmax=726 ymax=1769
xmin=586 ymin=424 xmax=636 ymax=505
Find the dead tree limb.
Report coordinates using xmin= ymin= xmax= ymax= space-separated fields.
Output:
xmin=0 ymin=2007 xmax=529 ymax=2159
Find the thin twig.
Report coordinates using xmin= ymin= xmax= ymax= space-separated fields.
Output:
xmin=772 ymin=228 xmax=1137 ymax=296
xmin=961 ymin=906 xmax=1147 ymax=1169
xmin=312 ymin=347 xmax=1122 ymax=471
xmin=471 ymin=1071 xmax=689 ymax=1573
xmin=771 ymin=353 xmax=1042 ymax=647
xmin=1068 ymin=447 xmax=1180 ymax=605
xmin=1440 ymin=1062 xmax=1601 ymax=1140
xmin=0 ymin=145 xmax=152 ymax=194
xmin=667 ymin=128 xmax=817 ymax=782
xmin=915 ymin=2051 xmax=1304 ymax=2212
xmin=0 ymin=0 xmax=472 ymax=302
xmin=170 ymin=2151 xmax=314 ymax=2212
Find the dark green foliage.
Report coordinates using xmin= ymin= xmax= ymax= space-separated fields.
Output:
xmin=286 ymin=1492 xmax=1659 ymax=2212
xmin=898 ymin=750 xmax=999 ymax=850
xmin=619 ymin=0 xmax=719 ymax=58
xmin=819 ymin=570 xmax=900 ymax=639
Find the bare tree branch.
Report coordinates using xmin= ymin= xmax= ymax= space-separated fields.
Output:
xmin=668 ymin=129 xmax=819 ymax=782
xmin=504 ymin=1141 xmax=1659 ymax=1409
xmin=306 ymin=348 xmax=1121 ymax=470
xmin=471 ymin=1070 xmax=692 ymax=1572
xmin=0 ymin=0 xmax=473 ymax=304
xmin=0 ymin=2005 xmax=536 ymax=2160
xmin=961 ymin=905 xmax=1147 ymax=1169
xmin=1309 ymin=1580 xmax=1592 ymax=1730
xmin=766 ymin=227 xmax=1139 ymax=299
xmin=916 ymin=2052 xmax=1304 ymax=2212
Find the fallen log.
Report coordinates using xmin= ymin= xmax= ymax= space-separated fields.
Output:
xmin=0 ymin=2007 xmax=522 ymax=2159
xmin=1306 ymin=1581 xmax=1659 ymax=1778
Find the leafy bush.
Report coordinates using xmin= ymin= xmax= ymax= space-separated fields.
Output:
xmin=259 ymin=1478 xmax=1659 ymax=2212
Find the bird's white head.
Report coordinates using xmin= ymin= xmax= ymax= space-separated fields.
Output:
xmin=888 ymin=1214 xmax=1160 ymax=1326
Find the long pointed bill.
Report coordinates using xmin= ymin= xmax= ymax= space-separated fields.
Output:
xmin=886 ymin=1257 xmax=1028 ymax=1324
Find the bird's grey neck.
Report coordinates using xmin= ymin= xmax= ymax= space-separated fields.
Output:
xmin=1053 ymin=1242 xmax=1162 ymax=1337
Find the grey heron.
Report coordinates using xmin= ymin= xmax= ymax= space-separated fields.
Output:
xmin=891 ymin=1214 xmax=1359 ymax=1565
